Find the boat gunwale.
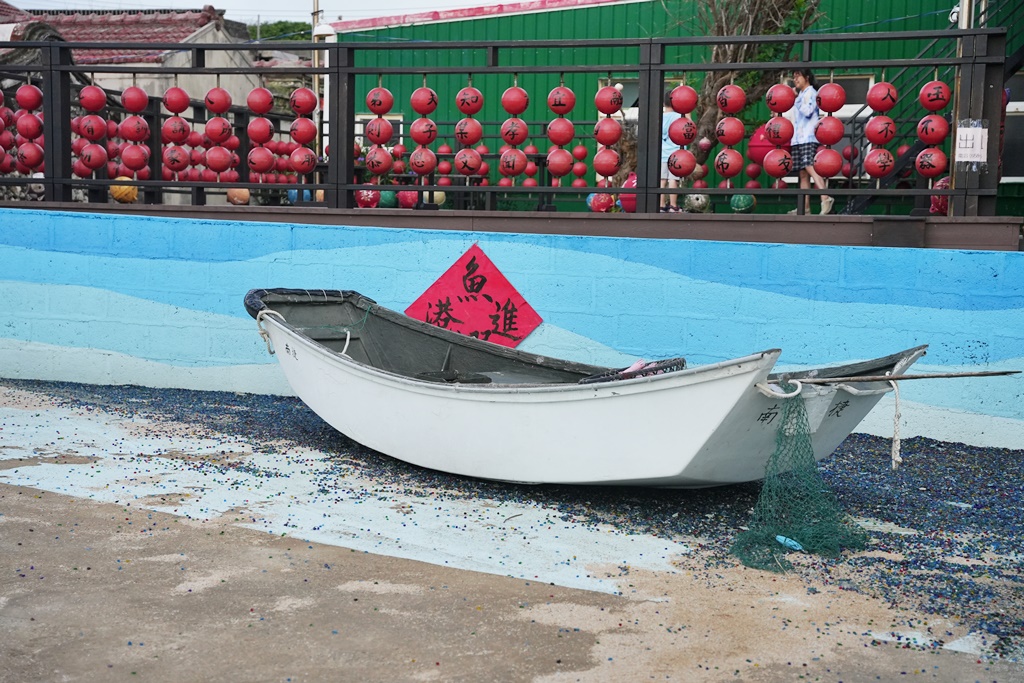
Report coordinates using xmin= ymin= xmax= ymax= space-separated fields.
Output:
xmin=259 ymin=312 xmax=784 ymax=396
xmin=247 ymin=287 xmax=926 ymax=395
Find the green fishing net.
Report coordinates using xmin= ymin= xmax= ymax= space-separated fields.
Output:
xmin=731 ymin=384 xmax=868 ymax=572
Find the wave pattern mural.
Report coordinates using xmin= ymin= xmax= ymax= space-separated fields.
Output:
xmin=2 ymin=208 xmax=1022 ymax=448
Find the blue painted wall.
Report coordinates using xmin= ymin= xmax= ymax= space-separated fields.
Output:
xmin=2 ymin=208 xmax=1021 ymax=448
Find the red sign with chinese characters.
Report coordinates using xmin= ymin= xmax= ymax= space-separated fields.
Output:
xmin=405 ymin=244 xmax=542 ymax=348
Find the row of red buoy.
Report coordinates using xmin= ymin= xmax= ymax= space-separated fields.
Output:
xmin=2 ymin=78 xmax=955 ymax=184
xmin=357 ymin=83 xmax=629 ymax=184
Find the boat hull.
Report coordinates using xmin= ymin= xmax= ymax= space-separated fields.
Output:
xmin=255 ymin=304 xmax=923 ymax=487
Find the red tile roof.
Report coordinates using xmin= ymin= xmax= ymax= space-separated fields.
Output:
xmin=25 ymin=6 xmax=227 ymax=65
xmin=0 ymin=0 xmax=31 ymax=23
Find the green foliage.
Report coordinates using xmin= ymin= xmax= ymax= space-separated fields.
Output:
xmin=248 ymin=21 xmax=312 ymax=41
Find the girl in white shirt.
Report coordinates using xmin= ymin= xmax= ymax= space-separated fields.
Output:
xmin=790 ymin=69 xmax=833 ymax=215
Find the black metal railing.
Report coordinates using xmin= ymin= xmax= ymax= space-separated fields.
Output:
xmin=0 ymin=28 xmax=1010 ymax=216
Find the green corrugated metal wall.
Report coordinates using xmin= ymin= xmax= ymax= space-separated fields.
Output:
xmin=339 ymin=0 xmax=955 ymax=137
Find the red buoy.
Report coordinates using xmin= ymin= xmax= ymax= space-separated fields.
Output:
xmin=762 ymin=148 xmax=793 ymax=178
xmin=546 ymin=117 xmax=575 ymax=146
xmin=364 ymin=117 xmax=394 ymax=145
xmin=670 ymin=85 xmax=698 ymax=114
xmin=247 ymin=146 xmax=275 ymax=174
xmin=500 ymin=117 xmax=529 ymax=146
xmin=815 ymin=82 xmax=846 ymax=113
xmin=289 ymin=88 xmax=318 ymax=116
xmin=163 ymin=87 xmax=190 ymax=114
xmin=865 ymin=115 xmax=897 ymax=145
xmin=454 ymin=147 xmax=483 ymax=175
xmin=765 ymin=83 xmax=796 ymax=114
xmin=668 ymin=117 xmax=697 ymax=147
xmin=119 ymin=143 xmax=149 ymax=171
xmin=366 ymin=87 xmax=394 ymax=115
xmin=546 ymin=147 xmax=574 ymax=177
xmin=16 ymin=141 xmax=44 ymax=169
xmin=499 ymin=148 xmax=528 ymax=176
xmin=246 ymin=87 xmax=274 ymax=115
xmin=203 ymin=87 xmax=232 ymax=114
xmin=454 ymin=117 xmax=483 ymax=147
xmin=668 ymin=148 xmax=696 ymax=178
xmin=79 ymin=114 xmax=108 ymax=142
xmin=162 ymin=145 xmax=189 ymax=172
xmin=411 ymin=87 xmax=439 ymax=116
xmin=79 ymin=85 xmax=107 ymax=112
xmin=917 ymin=114 xmax=949 ymax=145
xmin=593 ymin=117 xmax=622 ymax=146
xmin=716 ymin=84 xmax=746 ymax=114
xmin=764 ymin=116 xmax=795 ymax=146
xmin=79 ymin=142 xmax=108 ymax=170
xmin=592 ymin=147 xmax=621 ymax=177
xmin=363 ymin=145 xmax=393 ymax=175
xmin=408 ymin=146 xmax=437 ymax=175
xmin=121 ymin=86 xmax=149 ymax=113
xmin=289 ymin=146 xmax=317 ymax=174
xmin=866 ymin=82 xmax=898 ymax=113
xmin=813 ymin=147 xmax=842 ymax=178
xmin=501 ymin=86 xmax=529 ymax=115
xmin=547 ymin=86 xmax=576 ymax=115
xmin=919 ymin=81 xmax=951 ymax=112
xmin=863 ymin=147 xmax=895 ymax=177
xmin=409 ymin=118 xmax=438 ymax=146
xmin=205 ymin=117 xmax=233 ymax=145
xmin=915 ymin=147 xmax=947 ymax=178
xmin=715 ymin=117 xmax=745 ymax=147
xmin=714 ymin=148 xmax=743 ymax=178
xmin=814 ymin=116 xmax=844 ymax=146
xmin=15 ymin=113 xmax=43 ymax=140
xmin=119 ymin=115 xmax=149 ymax=143
xmin=456 ymin=86 xmax=484 ymax=115
xmin=246 ymin=117 xmax=274 ymax=145
xmin=594 ymin=86 xmax=623 ymax=115
xmin=289 ymin=117 xmax=317 ymax=145
xmin=16 ymin=84 xmax=43 ymax=112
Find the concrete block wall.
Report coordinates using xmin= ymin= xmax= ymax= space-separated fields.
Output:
xmin=2 ymin=208 xmax=1021 ymax=448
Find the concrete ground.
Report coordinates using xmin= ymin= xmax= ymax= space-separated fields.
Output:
xmin=2 ymin=381 xmax=1022 ymax=682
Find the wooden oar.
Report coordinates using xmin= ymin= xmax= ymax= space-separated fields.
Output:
xmin=792 ymin=370 xmax=1020 ymax=384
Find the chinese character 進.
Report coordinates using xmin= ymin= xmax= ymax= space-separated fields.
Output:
xmin=471 ymin=298 xmax=522 ymax=342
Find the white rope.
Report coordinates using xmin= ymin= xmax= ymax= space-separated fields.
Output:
xmin=255 ymin=309 xmax=286 ymax=355
xmin=340 ymin=329 xmax=351 ymax=357
xmin=754 ymin=380 xmax=803 ymax=399
xmin=889 ymin=374 xmax=902 ymax=470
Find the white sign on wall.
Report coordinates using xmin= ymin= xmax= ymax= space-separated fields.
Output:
xmin=956 ymin=126 xmax=988 ymax=163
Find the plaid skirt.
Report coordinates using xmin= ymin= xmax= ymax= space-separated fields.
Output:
xmin=791 ymin=142 xmax=817 ymax=170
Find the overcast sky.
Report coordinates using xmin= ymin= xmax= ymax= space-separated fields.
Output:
xmin=12 ymin=0 xmax=506 ymax=26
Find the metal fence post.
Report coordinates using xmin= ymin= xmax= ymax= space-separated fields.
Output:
xmin=327 ymin=44 xmax=354 ymax=209
xmin=190 ymin=47 xmax=207 ymax=206
xmin=41 ymin=43 xmax=73 ymax=202
xmin=636 ymin=40 xmax=663 ymax=214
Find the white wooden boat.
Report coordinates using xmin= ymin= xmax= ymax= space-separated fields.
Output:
xmin=245 ymin=288 xmax=926 ymax=487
